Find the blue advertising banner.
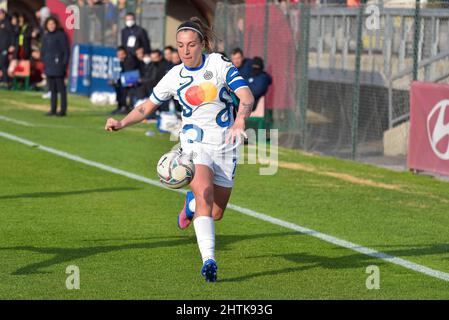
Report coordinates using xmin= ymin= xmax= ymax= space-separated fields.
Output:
xmin=91 ymin=46 xmax=121 ymax=94
xmin=69 ymin=44 xmax=91 ymax=96
xmin=70 ymin=44 xmax=120 ymax=96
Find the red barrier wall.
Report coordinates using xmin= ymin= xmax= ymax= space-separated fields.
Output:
xmin=408 ymin=81 xmax=449 ymax=176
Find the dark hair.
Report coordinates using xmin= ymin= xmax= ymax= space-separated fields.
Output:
xmin=164 ymin=45 xmax=175 ymax=52
xmin=125 ymin=12 xmax=135 ymax=18
xmin=117 ymin=45 xmax=126 ymax=52
xmin=177 ymin=17 xmax=215 ymax=53
xmin=18 ymin=13 xmax=28 ymax=24
xmin=252 ymin=56 xmax=264 ymax=70
xmin=150 ymin=49 xmax=162 ymax=56
xmin=44 ymin=16 xmax=61 ymax=32
xmin=231 ymin=48 xmax=244 ymax=56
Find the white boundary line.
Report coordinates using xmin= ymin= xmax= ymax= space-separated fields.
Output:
xmin=1 ymin=130 xmax=449 ymax=283
xmin=0 ymin=115 xmax=34 ymax=127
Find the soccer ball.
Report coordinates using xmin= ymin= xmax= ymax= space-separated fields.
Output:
xmin=157 ymin=149 xmax=195 ymax=189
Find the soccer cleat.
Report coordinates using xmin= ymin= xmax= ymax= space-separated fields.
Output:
xmin=201 ymin=259 xmax=218 ymax=282
xmin=177 ymin=191 xmax=195 ymax=230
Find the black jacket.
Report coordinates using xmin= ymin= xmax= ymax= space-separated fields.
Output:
xmin=139 ymin=59 xmax=168 ymax=89
xmin=41 ymin=29 xmax=70 ymax=77
xmin=14 ymin=24 xmax=32 ymax=60
xmin=0 ymin=18 xmax=14 ymax=61
xmin=121 ymin=25 xmax=151 ymax=54
xmin=121 ymin=54 xmax=139 ymax=73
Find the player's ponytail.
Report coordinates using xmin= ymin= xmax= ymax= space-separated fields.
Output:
xmin=177 ymin=17 xmax=215 ymax=53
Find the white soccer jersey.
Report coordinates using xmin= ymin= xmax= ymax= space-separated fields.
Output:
xmin=149 ymin=53 xmax=249 ymax=146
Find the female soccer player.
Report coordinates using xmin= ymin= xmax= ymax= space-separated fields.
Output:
xmin=105 ymin=17 xmax=254 ymax=282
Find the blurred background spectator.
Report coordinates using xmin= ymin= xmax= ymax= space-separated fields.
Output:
xmin=171 ymin=49 xmax=181 ymax=66
xmin=0 ymin=8 xmax=14 ymax=88
xmin=246 ymin=56 xmax=272 ymax=111
xmin=30 ymin=45 xmax=45 ymax=90
xmin=163 ymin=45 xmax=175 ymax=70
xmin=230 ymin=48 xmax=252 ymax=80
xmin=110 ymin=45 xmax=139 ymax=115
xmin=41 ymin=16 xmax=70 ymax=116
xmin=121 ymin=12 xmax=151 ymax=56
xmin=137 ymin=49 xmax=168 ymax=101
xmin=14 ymin=13 xmax=32 ymax=61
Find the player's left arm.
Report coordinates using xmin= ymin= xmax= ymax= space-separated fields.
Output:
xmin=218 ymin=54 xmax=255 ymax=143
xmin=228 ymin=87 xmax=254 ymax=143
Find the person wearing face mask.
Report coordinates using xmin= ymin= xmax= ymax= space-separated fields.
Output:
xmin=121 ymin=12 xmax=151 ymax=56
xmin=136 ymin=50 xmax=170 ymax=116
xmin=136 ymin=53 xmax=153 ymax=100
xmin=246 ymin=57 xmax=272 ymax=111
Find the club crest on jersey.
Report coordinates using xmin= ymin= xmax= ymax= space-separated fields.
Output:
xmin=203 ymin=71 xmax=213 ymax=80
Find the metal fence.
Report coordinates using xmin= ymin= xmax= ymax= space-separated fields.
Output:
xmin=73 ymin=0 xmax=166 ymax=51
xmin=214 ymin=0 xmax=449 ymax=167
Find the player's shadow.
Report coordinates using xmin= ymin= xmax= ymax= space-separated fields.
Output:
xmin=0 ymin=236 xmax=188 ymax=275
xmin=0 ymin=187 xmax=140 ymax=200
xmin=221 ymin=243 xmax=449 ymax=283
xmin=0 ymin=232 xmax=300 ymax=276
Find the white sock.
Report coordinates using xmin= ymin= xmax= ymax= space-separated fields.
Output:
xmin=193 ymin=216 xmax=215 ymax=263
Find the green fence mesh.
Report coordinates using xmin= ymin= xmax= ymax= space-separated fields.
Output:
xmin=214 ymin=0 xmax=449 ymax=168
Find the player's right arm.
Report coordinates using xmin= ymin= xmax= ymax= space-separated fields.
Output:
xmin=105 ymin=99 xmax=158 ymax=132
xmin=105 ymin=67 xmax=177 ymax=132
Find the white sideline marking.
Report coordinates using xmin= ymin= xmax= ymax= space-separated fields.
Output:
xmin=0 ymin=115 xmax=34 ymax=127
xmin=1 ymin=130 xmax=449 ymax=283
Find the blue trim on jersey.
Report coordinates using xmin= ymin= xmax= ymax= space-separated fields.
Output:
xmin=226 ymin=67 xmax=240 ymax=84
xmin=177 ymin=69 xmax=194 ymax=117
xmin=151 ymin=91 xmax=170 ymax=104
xmin=184 ymin=54 xmax=206 ymax=71
xmin=216 ymin=87 xmax=233 ymax=128
xmin=182 ymin=124 xmax=204 ymax=143
xmin=229 ymin=79 xmax=248 ymax=92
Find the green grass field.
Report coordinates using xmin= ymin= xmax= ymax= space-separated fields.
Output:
xmin=1 ymin=90 xmax=449 ymax=299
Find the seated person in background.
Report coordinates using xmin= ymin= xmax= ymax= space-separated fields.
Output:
xmin=231 ymin=48 xmax=252 ymax=80
xmin=137 ymin=49 xmax=168 ymax=100
xmin=137 ymin=52 xmax=152 ymax=100
xmin=30 ymin=46 xmax=45 ymax=89
xmin=163 ymin=45 xmax=175 ymax=70
xmin=247 ymin=57 xmax=272 ymax=111
xmin=110 ymin=45 xmax=139 ymax=115
xmin=171 ymin=49 xmax=181 ymax=66
xmin=135 ymin=46 xmax=144 ymax=62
